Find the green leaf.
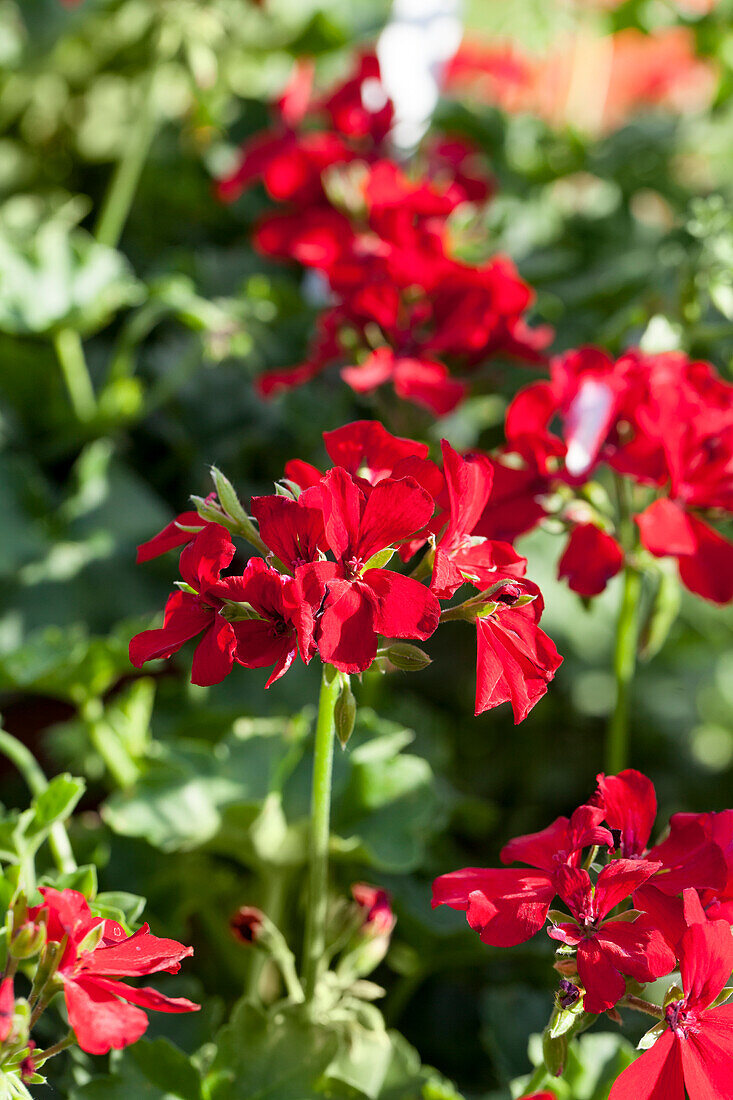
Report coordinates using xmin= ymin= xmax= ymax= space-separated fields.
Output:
xmin=26 ymin=774 xmax=84 ymax=837
xmin=204 ymin=1002 xmax=338 ymax=1100
xmin=0 ymin=196 xmax=142 ymax=336
xmin=92 ymin=890 xmax=146 ymax=929
xmin=39 ymin=863 xmax=97 ymax=898
xmin=130 ymin=1039 xmax=202 ymax=1100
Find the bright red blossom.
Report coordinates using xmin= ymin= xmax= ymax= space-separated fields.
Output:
xmin=295 ymin=468 xmax=440 ymax=673
xmin=609 ymin=908 xmax=733 ymax=1100
xmin=549 ymin=861 xmax=676 ymax=1014
xmin=28 ymin=888 xmax=198 ymax=1056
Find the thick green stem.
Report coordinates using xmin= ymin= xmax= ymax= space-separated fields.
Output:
xmin=606 ymin=566 xmax=642 ymax=773
xmin=53 ymin=329 xmax=96 ymax=423
xmin=618 ymin=993 xmax=664 ymax=1020
xmin=0 ymin=728 xmax=76 ymax=874
xmin=95 ymin=69 xmax=157 ymax=249
xmin=302 ymin=665 xmax=341 ymax=1003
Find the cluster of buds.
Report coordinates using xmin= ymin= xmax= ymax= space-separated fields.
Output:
xmin=230 ymin=882 xmax=396 ymax=1011
xmin=434 ymin=770 xmax=733 ymax=1098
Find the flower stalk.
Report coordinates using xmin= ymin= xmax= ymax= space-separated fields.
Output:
xmin=302 ymin=664 xmax=341 ymax=1003
xmin=606 ymin=564 xmax=642 ymax=773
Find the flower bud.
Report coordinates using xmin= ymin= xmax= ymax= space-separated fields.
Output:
xmin=352 ymin=884 xmax=395 ymax=938
xmin=9 ymin=920 xmax=45 ymax=960
xmin=334 ymin=679 xmax=357 ymax=749
xmin=384 ymin=643 xmax=432 ymax=672
xmin=542 ymin=1027 xmax=567 ymax=1077
xmin=230 ymin=907 xmax=265 ymax=945
xmin=557 ymin=978 xmax=580 ymax=1010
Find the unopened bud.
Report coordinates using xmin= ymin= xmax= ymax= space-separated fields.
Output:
xmin=542 ymin=1028 xmax=567 ymax=1077
xmin=352 ymin=884 xmax=395 ymax=938
xmin=210 ymin=467 xmax=250 ymax=530
xmin=230 ymin=907 xmax=265 ymax=945
xmin=335 ymin=679 xmax=357 ymax=749
xmin=384 ymin=643 xmax=431 ymax=672
xmin=9 ymin=920 xmax=45 ymax=960
xmin=77 ymin=922 xmax=105 ymax=957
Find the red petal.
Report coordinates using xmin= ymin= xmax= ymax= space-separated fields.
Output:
xmin=315 ymin=579 xmax=378 ymax=674
xmin=65 ymin=976 xmax=149 ymax=1055
xmin=190 ymin=618 xmax=236 ymax=686
xmin=81 ymin=925 xmax=194 ymax=978
xmin=637 ymin=501 xmax=733 ymax=604
xmin=594 ymin=859 xmax=662 ymax=918
xmin=179 ymin=523 xmax=235 ymax=592
xmin=0 ymin=978 xmax=14 ymax=1043
xmin=129 ymin=591 xmax=211 ymax=668
xmin=576 ymin=936 xmax=626 ymax=1014
xmin=432 ymin=867 xmax=555 ymax=947
xmin=680 ymin=920 xmax=733 ymax=1012
xmin=357 ymin=476 xmax=435 ymax=564
xmin=90 ymin=977 xmax=199 ymax=1014
xmin=136 ymin=512 xmax=203 ymax=564
xmin=608 ymin=1031 xmax=683 ymax=1100
xmin=680 ymin=1007 xmax=733 ymax=1099
xmin=250 ymin=494 xmax=325 ymax=568
xmin=323 ymin=420 xmax=428 ymax=481
xmin=557 ymin=524 xmax=624 ymax=597
xmin=595 ymin=769 xmax=657 ymax=858
xmin=475 ymin=609 xmax=562 ymax=723
xmin=363 ymin=569 xmax=440 ymax=641
xmin=319 ymin=467 xmax=365 ymax=561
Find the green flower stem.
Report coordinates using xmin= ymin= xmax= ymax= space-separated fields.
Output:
xmin=53 ymin=329 xmax=96 ymax=423
xmin=35 ymin=1031 xmax=74 ymax=1066
xmin=0 ymin=728 xmax=76 ymax=875
xmin=606 ymin=565 xmax=642 ymax=773
xmin=522 ymin=1063 xmax=552 ymax=1094
xmin=94 ymin=68 xmax=157 ymax=249
xmin=302 ymin=664 xmax=341 ymax=1003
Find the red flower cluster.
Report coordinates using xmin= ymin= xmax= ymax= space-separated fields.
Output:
xmin=433 ymin=768 xmax=731 ymax=1024
xmin=445 ymin=27 xmax=717 ymax=135
xmin=479 ymin=347 xmax=733 ymax=603
xmin=27 ymin=888 xmax=199 ymax=1055
xmin=131 ymin=420 xmax=561 ymax=722
xmin=216 ymin=52 xmax=550 ymax=413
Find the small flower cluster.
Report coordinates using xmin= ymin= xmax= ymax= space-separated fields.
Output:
xmin=130 ymin=420 xmax=562 ymax=723
xmin=433 ymin=769 xmax=733 ymax=1098
xmin=0 ymin=887 xmax=198 ymax=1078
xmin=217 ymin=52 xmax=550 ymax=414
xmin=479 ymin=346 xmax=733 ymax=604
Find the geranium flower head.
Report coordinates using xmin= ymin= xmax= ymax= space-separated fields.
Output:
xmin=549 ymin=861 xmax=676 ymax=1014
xmin=295 ymin=468 xmax=440 ymax=673
xmin=609 ymin=904 xmax=733 ymax=1100
xmin=28 ymin=888 xmax=198 ymax=1056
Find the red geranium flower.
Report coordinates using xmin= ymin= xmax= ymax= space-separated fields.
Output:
xmin=609 ymin=911 xmax=733 ymax=1100
xmin=432 ymin=805 xmax=612 ymax=947
xmin=549 ymin=861 xmax=676 ymax=1014
xmin=28 ymin=888 xmax=198 ymax=1056
xmin=295 ymin=468 xmax=440 ymax=673
xmin=474 ymin=581 xmax=562 ymax=722
xmin=228 ymin=558 xmax=300 ymax=687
